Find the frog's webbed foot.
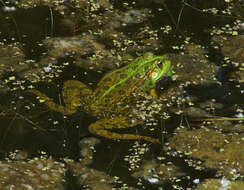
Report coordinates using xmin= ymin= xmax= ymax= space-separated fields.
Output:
xmin=28 ymin=80 xmax=92 ymax=115
xmin=88 ymin=116 xmax=160 ymax=144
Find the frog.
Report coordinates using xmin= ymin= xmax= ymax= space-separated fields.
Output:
xmin=29 ymin=53 xmax=172 ymax=144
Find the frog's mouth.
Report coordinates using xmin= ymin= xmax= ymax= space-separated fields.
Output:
xmin=156 ymin=74 xmax=173 ymax=90
xmin=156 ymin=76 xmax=174 ymax=93
xmin=158 ymin=75 xmax=172 ymax=82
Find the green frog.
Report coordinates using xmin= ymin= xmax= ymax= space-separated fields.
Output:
xmin=29 ymin=53 xmax=172 ymax=143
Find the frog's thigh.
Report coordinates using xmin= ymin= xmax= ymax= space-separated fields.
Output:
xmin=88 ymin=116 xmax=160 ymax=144
xmin=29 ymin=80 xmax=92 ymax=115
xmin=62 ymin=80 xmax=92 ymax=112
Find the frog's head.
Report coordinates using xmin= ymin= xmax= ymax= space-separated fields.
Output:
xmin=149 ymin=55 xmax=172 ymax=85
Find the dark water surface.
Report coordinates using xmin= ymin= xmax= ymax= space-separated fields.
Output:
xmin=0 ymin=0 xmax=243 ymax=189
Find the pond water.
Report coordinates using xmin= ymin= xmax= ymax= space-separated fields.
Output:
xmin=0 ymin=0 xmax=244 ymax=190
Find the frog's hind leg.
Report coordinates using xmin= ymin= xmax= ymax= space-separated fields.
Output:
xmin=28 ymin=80 xmax=92 ymax=115
xmin=88 ymin=116 xmax=160 ymax=144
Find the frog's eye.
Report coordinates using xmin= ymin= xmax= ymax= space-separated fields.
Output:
xmin=157 ymin=61 xmax=164 ymax=68
xmin=151 ymin=72 xmax=158 ymax=79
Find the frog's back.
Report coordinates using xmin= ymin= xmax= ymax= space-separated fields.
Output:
xmin=93 ymin=59 xmax=149 ymax=104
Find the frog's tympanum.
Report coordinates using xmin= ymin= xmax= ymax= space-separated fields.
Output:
xmin=30 ymin=53 xmax=172 ymax=143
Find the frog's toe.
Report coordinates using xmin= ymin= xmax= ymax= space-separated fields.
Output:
xmin=141 ymin=136 xmax=161 ymax=144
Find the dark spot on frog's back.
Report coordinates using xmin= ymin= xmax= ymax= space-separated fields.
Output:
xmin=119 ymin=73 xmax=128 ymax=79
xmin=94 ymin=90 xmax=101 ymax=97
xmin=135 ymin=74 xmax=142 ymax=78
xmin=103 ymin=77 xmax=112 ymax=82
xmin=118 ymin=89 xmax=125 ymax=94
xmin=143 ymin=66 xmax=149 ymax=71
xmin=103 ymin=85 xmax=110 ymax=90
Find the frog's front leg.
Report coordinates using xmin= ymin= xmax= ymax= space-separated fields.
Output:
xmin=88 ymin=116 xmax=160 ymax=144
xmin=29 ymin=80 xmax=92 ymax=115
xmin=150 ymin=89 xmax=158 ymax=99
